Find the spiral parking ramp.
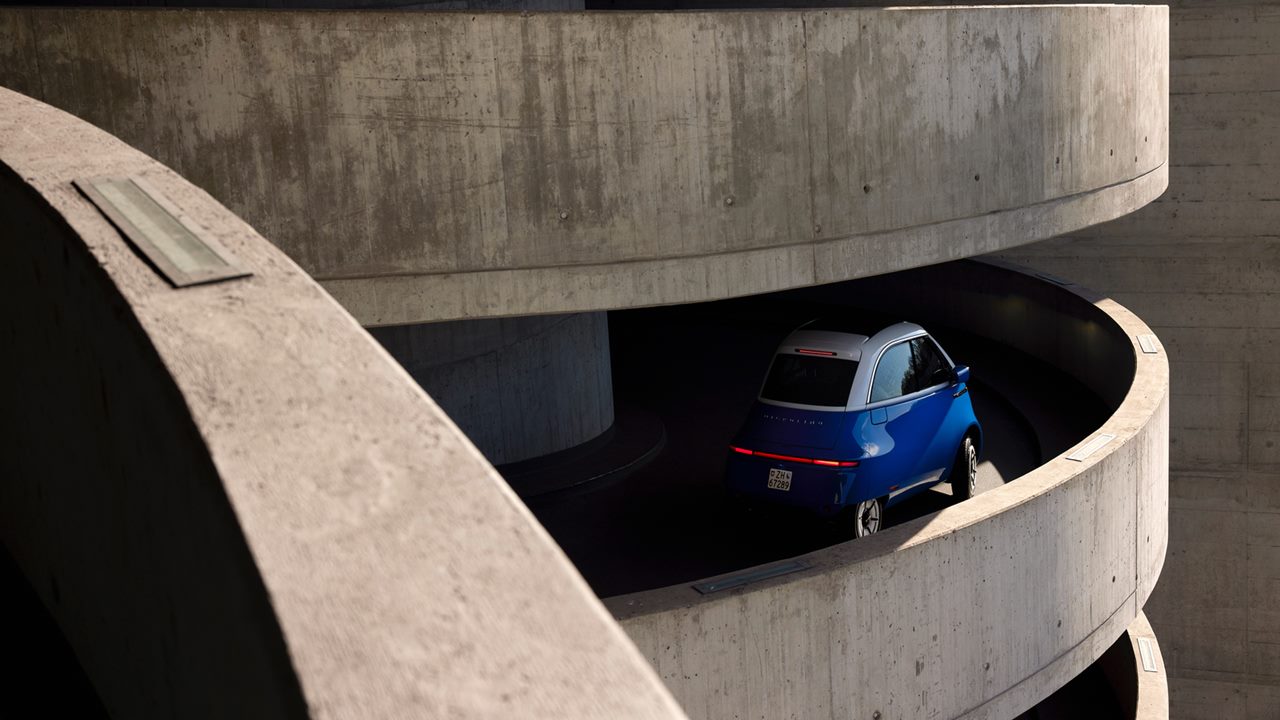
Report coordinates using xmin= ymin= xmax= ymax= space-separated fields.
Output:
xmin=0 ymin=4 xmax=1170 ymax=718
xmin=608 ymin=259 xmax=1169 ymax=720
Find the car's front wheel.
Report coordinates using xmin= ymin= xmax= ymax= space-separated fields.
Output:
xmin=951 ymin=435 xmax=978 ymax=503
xmin=851 ymin=496 xmax=884 ymax=537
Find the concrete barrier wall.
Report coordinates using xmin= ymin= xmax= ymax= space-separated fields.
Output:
xmin=996 ymin=3 xmax=1280 ymax=715
xmin=0 ymin=87 xmax=685 ymax=720
xmin=0 ymin=119 xmax=310 ymax=720
xmin=0 ymin=5 xmax=1167 ymax=325
xmin=606 ymin=260 xmax=1169 ymax=720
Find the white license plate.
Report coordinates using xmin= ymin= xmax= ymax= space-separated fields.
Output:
xmin=767 ymin=468 xmax=793 ymax=491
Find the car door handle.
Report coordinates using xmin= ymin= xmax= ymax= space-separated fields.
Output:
xmin=953 ymin=386 xmax=969 ymax=398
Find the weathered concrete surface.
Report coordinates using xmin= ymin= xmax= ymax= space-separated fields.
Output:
xmin=0 ymin=86 xmax=685 ymax=720
xmin=370 ymin=312 xmax=614 ymax=465
xmin=996 ymin=4 xmax=1280 ymax=717
xmin=15 ymin=0 xmax=582 ymax=7
xmin=606 ymin=260 xmax=1169 ymax=720
xmin=0 ymin=5 xmax=1167 ymax=325
xmin=1129 ymin=611 xmax=1172 ymax=720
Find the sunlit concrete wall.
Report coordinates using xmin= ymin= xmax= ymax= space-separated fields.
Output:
xmin=370 ymin=312 xmax=614 ymax=464
xmin=0 ymin=5 xmax=1166 ymax=325
xmin=0 ymin=87 xmax=685 ymax=720
xmin=1129 ymin=612 xmax=1172 ymax=720
xmin=607 ymin=261 xmax=1169 ymax=720
xmin=997 ymin=3 xmax=1280 ymax=716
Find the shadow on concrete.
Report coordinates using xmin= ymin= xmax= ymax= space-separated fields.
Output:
xmin=0 ymin=545 xmax=108 ymax=718
xmin=499 ymin=407 xmax=666 ymax=499
xmin=1016 ymin=627 xmax=1133 ymax=719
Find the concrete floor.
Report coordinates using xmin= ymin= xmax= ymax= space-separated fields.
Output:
xmin=529 ymin=286 xmax=1111 ymax=598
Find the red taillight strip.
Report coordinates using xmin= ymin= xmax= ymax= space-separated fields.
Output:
xmin=754 ymin=450 xmax=815 ymax=464
xmin=795 ymin=348 xmax=837 ymax=356
xmin=730 ymin=446 xmax=857 ymax=467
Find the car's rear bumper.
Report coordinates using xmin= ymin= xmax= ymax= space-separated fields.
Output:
xmin=724 ymin=453 xmax=855 ymax=516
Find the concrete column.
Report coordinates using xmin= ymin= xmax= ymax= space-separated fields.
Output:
xmin=371 ymin=312 xmax=614 ymax=466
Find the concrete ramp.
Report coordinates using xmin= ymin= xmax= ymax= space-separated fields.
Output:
xmin=608 ymin=260 xmax=1169 ymax=720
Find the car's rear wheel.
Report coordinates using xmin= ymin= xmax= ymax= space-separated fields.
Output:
xmin=852 ymin=496 xmax=884 ymax=537
xmin=951 ymin=435 xmax=978 ymax=503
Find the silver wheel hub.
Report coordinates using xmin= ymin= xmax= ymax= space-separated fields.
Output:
xmin=967 ymin=442 xmax=978 ymax=494
xmin=855 ymin=499 xmax=881 ymax=536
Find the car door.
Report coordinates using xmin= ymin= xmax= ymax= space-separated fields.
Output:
xmin=909 ymin=336 xmax=964 ymax=480
xmin=868 ymin=337 xmax=953 ymax=501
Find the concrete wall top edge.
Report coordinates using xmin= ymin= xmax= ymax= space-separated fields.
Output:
xmin=0 ymin=86 xmax=686 ymax=720
xmin=0 ymin=4 xmax=1169 ymax=323
xmin=0 ymin=5 xmax=1164 ymax=16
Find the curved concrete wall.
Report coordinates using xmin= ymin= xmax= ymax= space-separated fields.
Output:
xmin=996 ymin=3 xmax=1280 ymax=715
xmin=605 ymin=260 xmax=1169 ymax=720
xmin=1129 ymin=612 xmax=1171 ymax=720
xmin=0 ymin=87 xmax=685 ymax=720
xmin=0 ymin=5 xmax=1167 ymax=325
xmin=370 ymin=312 xmax=614 ymax=465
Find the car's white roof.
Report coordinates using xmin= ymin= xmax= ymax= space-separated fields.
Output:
xmin=775 ymin=329 xmax=869 ymax=361
xmin=776 ymin=320 xmax=926 ymax=361
xmin=763 ymin=320 xmax=946 ymax=412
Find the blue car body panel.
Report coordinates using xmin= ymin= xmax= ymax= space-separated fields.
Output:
xmin=735 ymin=404 xmax=847 ymax=450
xmin=726 ymin=322 xmax=982 ymax=516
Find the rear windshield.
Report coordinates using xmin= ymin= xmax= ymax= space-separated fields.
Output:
xmin=760 ymin=354 xmax=858 ymax=407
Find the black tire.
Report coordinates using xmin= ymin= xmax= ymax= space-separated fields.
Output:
xmin=951 ymin=435 xmax=978 ymax=503
xmin=851 ymin=496 xmax=885 ymax=537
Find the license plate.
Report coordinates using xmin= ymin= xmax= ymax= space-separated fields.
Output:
xmin=767 ymin=468 xmax=793 ymax=491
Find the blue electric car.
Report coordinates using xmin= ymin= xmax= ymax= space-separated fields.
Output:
xmin=726 ymin=319 xmax=982 ymax=536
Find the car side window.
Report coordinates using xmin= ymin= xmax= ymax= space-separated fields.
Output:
xmin=911 ymin=336 xmax=951 ymax=390
xmin=871 ymin=336 xmax=952 ymax=403
xmin=870 ymin=341 xmax=914 ymax=403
